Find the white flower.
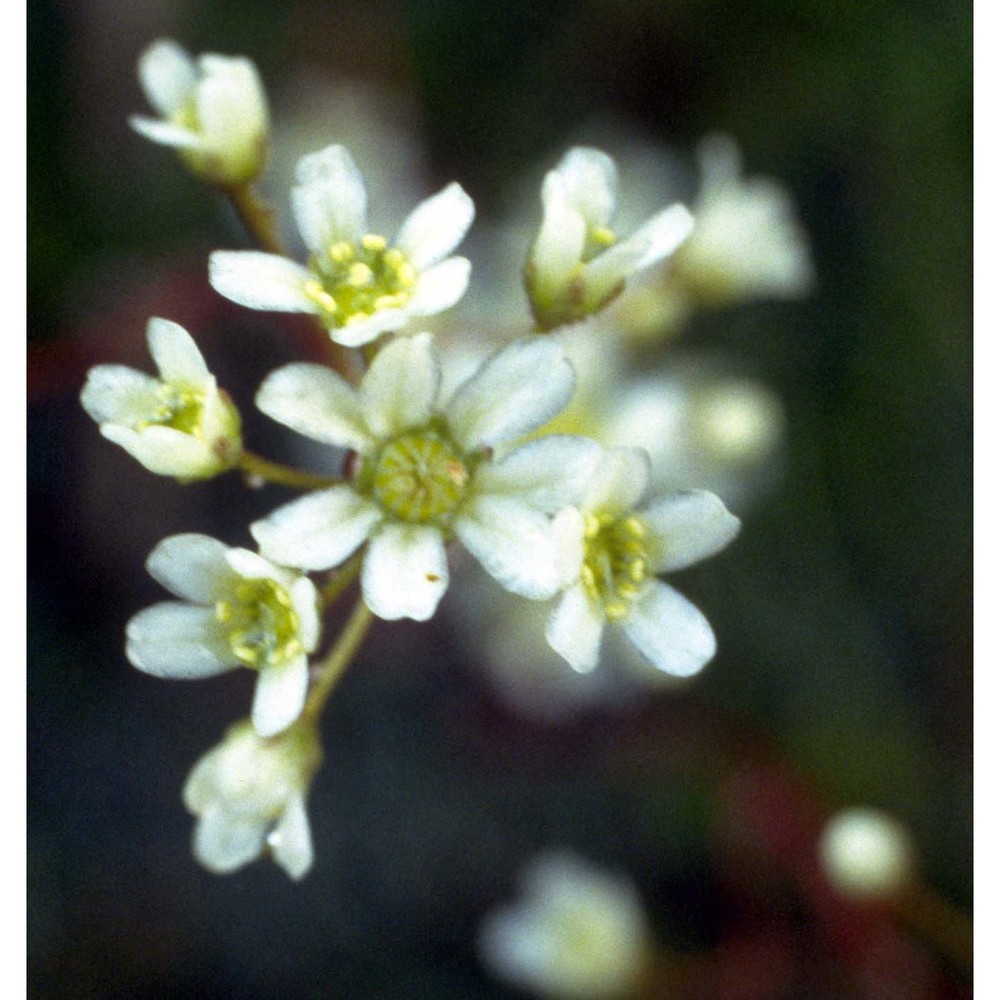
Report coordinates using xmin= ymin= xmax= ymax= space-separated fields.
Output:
xmin=209 ymin=144 xmax=474 ymax=347
xmin=80 ymin=317 xmax=242 ymax=480
xmin=126 ymin=534 xmax=321 ymax=737
xmin=525 ymin=147 xmax=694 ymax=331
xmin=130 ymin=39 xmax=269 ymax=186
xmin=818 ymin=808 xmax=916 ymax=900
xmin=668 ymin=134 xmax=815 ymax=310
xmin=183 ymin=718 xmax=322 ymax=879
xmin=547 ymin=448 xmax=740 ymax=676
xmin=251 ymin=333 xmax=600 ymax=621
xmin=479 ymin=851 xmax=650 ymax=999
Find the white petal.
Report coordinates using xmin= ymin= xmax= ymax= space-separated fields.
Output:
xmin=208 ymin=252 xmax=317 ymax=314
xmin=406 ymin=257 xmax=471 ymax=318
xmin=455 ymin=497 xmax=563 ymax=599
xmin=359 ymin=332 xmax=440 ymax=437
xmin=147 ymin=318 xmax=210 ymax=386
xmin=474 ymin=436 xmax=601 ymax=512
xmin=642 ymin=490 xmax=741 ymax=572
xmin=269 ymin=795 xmax=314 ymax=880
xmin=252 ymin=656 xmax=309 ymax=737
xmin=546 ymin=582 xmax=605 ymax=673
xmin=361 ymin=523 xmax=448 ymax=621
xmin=394 ymin=182 xmax=475 ymax=270
xmin=446 ymin=337 xmax=575 ymax=450
xmin=137 ymin=39 xmax=196 ymax=117
xmin=553 ymin=147 xmax=617 ymax=226
xmin=620 ymin=581 xmax=716 ymax=677
xmin=100 ymin=424 xmax=220 ymax=478
xmin=193 ymin=806 xmax=267 ymax=874
xmin=126 ymin=603 xmax=235 ymax=678
xmin=529 ymin=180 xmax=586 ymax=291
xmin=195 ymin=57 xmax=267 ymax=151
xmin=256 ymin=363 xmax=371 ymax=450
xmin=251 ymin=487 xmax=381 ymax=571
xmin=289 ymin=576 xmax=322 ymax=652
xmin=291 ymin=144 xmax=367 ymax=256
xmin=582 ymin=448 xmax=650 ymax=514
xmin=146 ymin=533 xmax=233 ymax=602
xmin=324 ymin=309 xmax=409 ymax=348
xmin=129 ymin=116 xmax=202 ymax=149
xmin=80 ymin=365 xmax=160 ymax=425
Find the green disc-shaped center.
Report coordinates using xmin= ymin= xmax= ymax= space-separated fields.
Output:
xmin=142 ymin=384 xmax=206 ymax=436
xmin=368 ymin=429 xmax=470 ymax=525
xmin=581 ymin=512 xmax=651 ymax=620
xmin=215 ymin=577 xmax=303 ymax=669
xmin=305 ymin=233 xmax=417 ymax=329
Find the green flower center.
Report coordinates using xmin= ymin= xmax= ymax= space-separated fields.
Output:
xmin=215 ymin=578 xmax=303 ymax=670
xmin=580 ymin=512 xmax=650 ymax=621
xmin=141 ymin=384 xmax=206 ymax=436
xmin=304 ymin=234 xmax=417 ymax=329
xmin=362 ymin=427 xmax=471 ymax=525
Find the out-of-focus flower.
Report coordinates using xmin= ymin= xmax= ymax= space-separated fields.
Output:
xmin=479 ymin=851 xmax=650 ymax=999
xmin=126 ymin=534 xmax=321 ymax=737
xmin=548 ymin=448 xmax=740 ymax=675
xmin=130 ymin=39 xmax=269 ymax=186
xmin=650 ymin=134 xmax=814 ymax=328
xmin=818 ymin=808 xmax=916 ymax=900
xmin=251 ymin=334 xmax=599 ymax=621
xmin=80 ymin=317 xmax=242 ymax=481
xmin=525 ymin=147 xmax=693 ymax=331
xmin=183 ymin=718 xmax=322 ymax=879
xmin=209 ymin=144 xmax=474 ymax=347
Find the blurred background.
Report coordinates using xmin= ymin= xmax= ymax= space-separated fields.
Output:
xmin=28 ymin=0 xmax=971 ymax=996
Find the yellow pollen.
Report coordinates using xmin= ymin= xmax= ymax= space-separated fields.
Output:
xmin=580 ymin=511 xmax=652 ymax=619
xmin=361 ymin=233 xmax=387 ymax=252
xmin=348 ymin=262 xmax=373 ymax=286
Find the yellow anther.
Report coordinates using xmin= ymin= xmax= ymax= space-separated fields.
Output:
xmin=584 ymin=514 xmax=602 ymax=539
xmin=623 ymin=516 xmax=646 ymax=538
xmin=361 ymin=233 xmax=387 ymax=252
xmin=629 ymin=558 xmax=647 ymax=582
xmin=589 ymin=225 xmax=617 ymax=249
xmin=329 ymin=242 xmax=355 ymax=264
xmin=383 ymin=248 xmax=405 ymax=267
xmin=397 ymin=262 xmax=417 ymax=286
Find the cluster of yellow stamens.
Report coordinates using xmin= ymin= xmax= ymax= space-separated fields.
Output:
xmin=142 ymin=384 xmax=206 ymax=436
xmin=215 ymin=578 xmax=303 ymax=670
xmin=304 ymin=233 xmax=417 ymax=328
xmin=363 ymin=427 xmax=471 ymax=525
xmin=580 ymin=512 xmax=650 ymax=620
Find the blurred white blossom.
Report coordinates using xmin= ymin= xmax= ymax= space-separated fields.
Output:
xmin=526 ymin=147 xmax=693 ymax=331
xmin=479 ymin=851 xmax=650 ymax=999
xmin=210 ymin=144 xmax=474 ymax=347
xmin=80 ymin=317 xmax=242 ymax=480
xmin=126 ymin=533 xmax=321 ymax=737
xmin=818 ymin=807 xmax=916 ymax=900
xmin=130 ymin=39 xmax=269 ymax=186
xmin=183 ymin=718 xmax=322 ymax=879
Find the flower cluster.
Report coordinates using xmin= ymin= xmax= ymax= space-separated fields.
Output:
xmin=79 ymin=37 xmax=811 ymax=880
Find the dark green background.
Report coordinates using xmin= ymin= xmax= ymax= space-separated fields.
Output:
xmin=29 ymin=0 xmax=971 ymax=996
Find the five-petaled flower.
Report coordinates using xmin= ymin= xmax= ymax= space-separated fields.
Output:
xmin=525 ymin=147 xmax=694 ymax=331
xmin=80 ymin=317 xmax=242 ymax=480
xmin=183 ymin=718 xmax=322 ymax=879
xmin=126 ymin=533 xmax=321 ymax=737
xmin=547 ymin=448 xmax=740 ymax=676
xmin=209 ymin=144 xmax=475 ymax=347
xmin=251 ymin=333 xmax=600 ymax=621
xmin=130 ymin=39 xmax=269 ymax=187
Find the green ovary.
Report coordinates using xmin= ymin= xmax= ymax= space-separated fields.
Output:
xmin=366 ymin=429 xmax=469 ymax=525
xmin=304 ymin=233 xmax=417 ymax=328
xmin=215 ymin=578 xmax=303 ymax=669
xmin=580 ymin=512 xmax=651 ymax=621
xmin=142 ymin=384 xmax=206 ymax=436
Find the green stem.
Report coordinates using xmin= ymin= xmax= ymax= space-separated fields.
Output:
xmin=303 ymin=598 xmax=373 ymax=721
xmin=320 ymin=553 xmax=363 ymax=608
xmin=223 ymin=183 xmax=285 ymax=255
xmin=894 ymin=880 xmax=973 ymax=973
xmin=238 ymin=450 xmax=340 ymax=490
